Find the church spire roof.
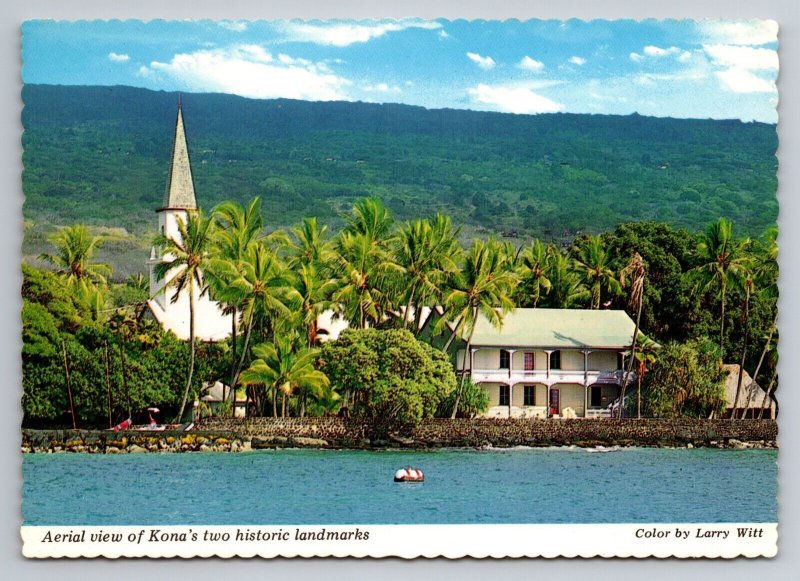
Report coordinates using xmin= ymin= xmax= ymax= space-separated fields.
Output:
xmin=162 ymin=99 xmax=197 ymax=210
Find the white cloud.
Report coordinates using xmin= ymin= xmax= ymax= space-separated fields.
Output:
xmin=677 ymin=51 xmax=692 ymax=63
xmin=715 ymin=68 xmax=776 ymax=93
xmin=439 ymin=30 xmax=449 ymax=39
xmin=467 ymin=52 xmax=496 ymax=70
xmin=219 ymin=21 xmax=248 ymax=32
xmin=137 ymin=65 xmax=150 ymax=77
xmin=518 ymin=56 xmax=544 ymax=72
xmin=704 ymin=44 xmax=779 ymax=71
xmin=277 ymin=53 xmax=311 ymax=67
xmin=643 ymin=45 xmax=681 ymax=58
xmin=467 ymin=83 xmax=563 ymax=114
xmin=703 ymin=44 xmax=778 ymax=94
xmin=699 ymin=20 xmax=778 ymax=46
xmin=279 ymin=20 xmax=441 ymax=47
xmin=629 ymin=52 xmax=643 ymax=62
xmin=147 ymin=45 xmax=351 ymax=101
xmin=108 ymin=52 xmax=129 ymax=63
xmin=568 ymin=56 xmax=587 ymax=66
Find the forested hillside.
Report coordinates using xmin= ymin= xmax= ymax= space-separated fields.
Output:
xmin=22 ymin=84 xmax=777 ymax=277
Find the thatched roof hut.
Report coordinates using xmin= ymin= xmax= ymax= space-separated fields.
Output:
xmin=722 ymin=364 xmax=775 ymax=419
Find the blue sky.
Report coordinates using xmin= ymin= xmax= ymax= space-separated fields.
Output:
xmin=22 ymin=19 xmax=779 ymax=123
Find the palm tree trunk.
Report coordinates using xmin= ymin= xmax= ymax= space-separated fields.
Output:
xmin=281 ymin=392 xmax=286 ymax=417
xmin=732 ymin=286 xmax=751 ymax=419
xmin=743 ymin=315 xmax=776 ymax=417
xmin=403 ymin=281 xmax=419 ymax=327
xmin=451 ymin=309 xmax=476 ymax=419
xmin=117 ymin=338 xmax=132 ymax=419
xmin=104 ymin=340 xmax=113 ymax=428
xmin=720 ymin=290 xmax=726 ymax=354
xmin=757 ymin=373 xmax=777 ymax=419
xmin=272 ymin=385 xmax=278 ymax=418
xmin=175 ymin=283 xmax=196 ymax=423
xmin=442 ymin=314 xmax=465 ymax=352
xmin=229 ymin=318 xmax=255 ymax=415
xmin=228 ymin=307 xmax=238 ymax=417
xmin=61 ymin=340 xmax=77 ymax=429
xmin=620 ymin=298 xmax=642 ymax=419
xmin=636 ymin=371 xmax=642 ymax=419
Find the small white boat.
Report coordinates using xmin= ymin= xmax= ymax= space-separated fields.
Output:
xmin=394 ymin=468 xmax=424 ymax=482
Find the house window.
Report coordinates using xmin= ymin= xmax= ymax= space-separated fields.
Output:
xmin=499 ymin=385 xmax=510 ymax=406
xmin=524 ymin=385 xmax=536 ymax=406
xmin=524 ymin=352 xmax=535 ymax=371
xmin=591 ymin=386 xmax=602 ymax=407
xmin=550 ymin=350 xmax=562 ymax=370
xmin=499 ymin=349 xmax=511 ymax=369
xmin=160 ymin=225 xmax=165 ymax=236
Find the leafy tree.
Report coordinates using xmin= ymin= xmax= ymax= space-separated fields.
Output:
xmin=318 ymin=328 xmax=456 ymax=425
xmin=641 ymin=339 xmax=726 ymax=418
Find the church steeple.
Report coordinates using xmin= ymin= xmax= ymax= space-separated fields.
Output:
xmin=161 ymin=98 xmax=197 ymax=210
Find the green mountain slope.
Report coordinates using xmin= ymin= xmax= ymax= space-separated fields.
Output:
xmin=22 ymin=84 xmax=777 ymax=276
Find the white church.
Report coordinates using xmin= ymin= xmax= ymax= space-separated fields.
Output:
xmin=145 ymin=103 xmax=231 ymax=342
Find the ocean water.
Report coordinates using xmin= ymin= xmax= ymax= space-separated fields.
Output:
xmin=22 ymin=447 xmax=777 ymax=525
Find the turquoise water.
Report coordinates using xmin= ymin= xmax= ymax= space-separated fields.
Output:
xmin=22 ymin=448 xmax=777 ymax=525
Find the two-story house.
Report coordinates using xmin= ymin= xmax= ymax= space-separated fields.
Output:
xmin=423 ymin=308 xmax=639 ymax=418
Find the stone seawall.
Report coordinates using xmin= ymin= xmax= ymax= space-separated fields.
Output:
xmin=22 ymin=418 xmax=777 ymax=453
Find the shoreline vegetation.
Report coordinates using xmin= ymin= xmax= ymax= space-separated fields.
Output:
xmin=21 ymin=418 xmax=778 ymax=454
xmin=22 ymin=196 xmax=778 ymax=430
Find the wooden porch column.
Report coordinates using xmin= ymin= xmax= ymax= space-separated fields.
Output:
xmin=546 ymin=382 xmax=552 ymax=419
xmin=583 ymin=350 xmax=590 ymax=418
xmin=507 ymin=349 xmax=517 ymax=380
xmin=508 ymin=383 xmax=513 ymax=417
xmin=545 ymin=350 xmax=552 ymax=379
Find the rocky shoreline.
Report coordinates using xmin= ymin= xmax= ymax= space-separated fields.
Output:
xmin=21 ymin=418 xmax=778 ymax=453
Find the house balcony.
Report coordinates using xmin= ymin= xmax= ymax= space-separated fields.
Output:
xmin=469 ymin=368 xmax=629 ymax=386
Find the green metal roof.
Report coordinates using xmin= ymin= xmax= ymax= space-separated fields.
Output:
xmin=463 ymin=308 xmax=637 ymax=349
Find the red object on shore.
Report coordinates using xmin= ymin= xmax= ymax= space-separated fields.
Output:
xmin=112 ymin=418 xmax=132 ymax=431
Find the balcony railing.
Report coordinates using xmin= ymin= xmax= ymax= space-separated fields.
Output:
xmin=469 ymin=368 xmax=631 ymax=385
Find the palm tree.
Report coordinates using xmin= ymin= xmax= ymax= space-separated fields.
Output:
xmin=618 ymin=252 xmax=646 ymax=419
xmin=395 ymin=214 xmax=461 ymax=330
xmin=294 ymin=262 xmax=338 ymax=348
xmin=208 ymin=198 xmax=264 ymax=411
xmin=334 ymin=230 xmax=401 ymax=329
xmin=343 ymin=197 xmax=394 ymax=240
xmin=544 ymin=250 xmax=591 ymax=309
xmin=38 ymin=224 xmax=112 ymax=290
xmin=441 ymin=238 xmax=518 ymax=418
xmin=226 ymin=242 xmax=296 ymax=401
xmin=239 ymin=334 xmax=330 ymax=417
xmin=153 ymin=209 xmax=216 ymax=423
xmin=516 ymin=239 xmax=551 ymax=307
xmin=287 ymin=216 xmax=336 ymax=272
xmin=691 ymin=217 xmax=751 ymax=353
xmin=573 ymin=235 xmax=621 ymax=309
